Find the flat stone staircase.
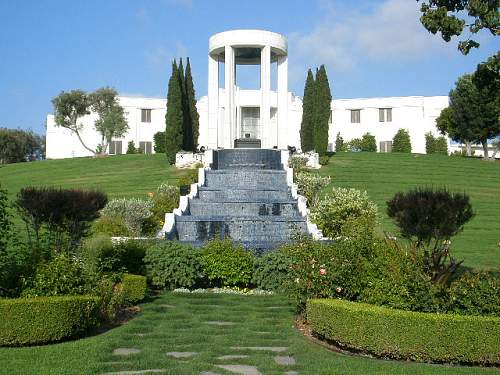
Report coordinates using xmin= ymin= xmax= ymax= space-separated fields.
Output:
xmin=172 ymin=149 xmax=308 ymax=249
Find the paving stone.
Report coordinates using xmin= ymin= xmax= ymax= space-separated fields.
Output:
xmin=217 ymin=355 xmax=250 ymax=360
xmin=205 ymin=321 xmax=235 ymax=326
xmin=102 ymin=370 xmax=165 ymax=375
xmin=230 ymin=346 xmax=288 ymax=353
xmin=159 ymin=304 xmax=175 ymax=308
xmin=166 ymin=351 xmax=197 ymax=358
xmin=284 ymin=372 xmax=299 ymax=375
xmin=274 ymin=356 xmax=296 ymax=365
xmin=200 ymin=372 xmax=221 ymax=375
xmin=112 ymin=348 xmax=141 ymax=356
xmin=216 ymin=365 xmax=262 ymax=375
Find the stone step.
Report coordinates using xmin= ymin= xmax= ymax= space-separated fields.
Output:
xmin=175 ymin=216 xmax=307 ymax=242
xmin=204 ymin=170 xmax=288 ymax=190
xmin=188 ymin=200 xmax=300 ymax=217
xmin=198 ymin=187 xmax=291 ymax=202
xmin=212 ymin=149 xmax=283 ymax=170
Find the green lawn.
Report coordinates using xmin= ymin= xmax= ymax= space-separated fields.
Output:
xmin=0 ymin=152 xmax=498 ymax=269
xmin=2 ymin=292 xmax=498 ymax=375
xmin=320 ymin=152 xmax=500 ymax=270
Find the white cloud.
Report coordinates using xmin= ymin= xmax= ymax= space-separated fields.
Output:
xmin=290 ymin=0 xmax=453 ymax=74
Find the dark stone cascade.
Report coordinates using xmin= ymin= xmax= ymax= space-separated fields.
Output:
xmin=173 ymin=149 xmax=308 ymax=250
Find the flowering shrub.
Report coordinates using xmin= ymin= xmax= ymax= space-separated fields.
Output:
xmin=310 ymin=187 xmax=377 ymax=238
xmin=288 ymin=155 xmax=309 ymax=176
xmin=295 ymin=173 xmax=330 ymax=208
xmin=149 ymin=183 xmax=179 ymax=231
xmin=100 ymin=198 xmax=153 ymax=236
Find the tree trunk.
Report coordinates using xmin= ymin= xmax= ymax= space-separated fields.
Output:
xmin=73 ymin=129 xmax=97 ymax=156
xmin=464 ymin=141 xmax=472 ymax=156
xmin=481 ymin=140 xmax=489 ymax=160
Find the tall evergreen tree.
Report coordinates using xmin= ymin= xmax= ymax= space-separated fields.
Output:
xmin=300 ymin=69 xmax=316 ymax=152
xmin=314 ymin=65 xmax=332 ymax=155
xmin=165 ymin=60 xmax=184 ymax=164
xmin=185 ymin=58 xmax=200 ymax=151
xmin=178 ymin=58 xmax=190 ymax=151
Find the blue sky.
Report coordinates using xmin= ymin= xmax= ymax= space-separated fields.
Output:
xmin=0 ymin=0 xmax=498 ymax=134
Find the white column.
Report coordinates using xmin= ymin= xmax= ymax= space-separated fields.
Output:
xmin=277 ymin=55 xmax=288 ymax=149
xmin=224 ymin=45 xmax=235 ymax=148
xmin=260 ymin=45 xmax=271 ymax=148
xmin=207 ymin=54 xmax=219 ymax=149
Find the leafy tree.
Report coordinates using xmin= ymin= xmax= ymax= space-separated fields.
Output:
xmin=0 ymin=128 xmax=43 ymax=164
xmin=184 ymin=58 xmax=200 ymax=151
xmin=392 ymin=129 xmax=412 ymax=153
xmin=440 ymin=74 xmax=499 ymax=159
xmin=126 ymin=141 xmax=137 ymax=154
xmin=52 ymin=90 xmax=94 ymax=155
xmin=313 ymin=65 xmax=332 ymax=155
xmin=153 ymin=131 xmax=166 ymax=153
xmin=165 ymin=60 xmax=184 ymax=164
xmin=418 ymin=0 xmax=499 ymax=54
xmin=89 ymin=87 xmax=128 ymax=155
xmin=300 ymin=69 xmax=316 ymax=152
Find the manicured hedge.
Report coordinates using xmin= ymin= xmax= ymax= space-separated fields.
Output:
xmin=122 ymin=274 xmax=147 ymax=304
xmin=0 ymin=295 xmax=100 ymax=346
xmin=307 ymin=298 xmax=500 ymax=365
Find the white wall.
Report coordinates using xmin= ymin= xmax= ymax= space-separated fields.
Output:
xmin=46 ymin=93 xmax=450 ymax=159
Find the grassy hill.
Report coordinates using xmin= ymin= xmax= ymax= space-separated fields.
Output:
xmin=0 ymin=152 xmax=498 ymax=269
xmin=320 ymin=152 xmax=500 ymax=270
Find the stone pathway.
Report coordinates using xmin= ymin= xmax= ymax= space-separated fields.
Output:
xmin=112 ymin=348 xmax=141 ymax=356
xmin=217 ymin=355 xmax=249 ymax=360
xmin=274 ymin=356 xmax=296 ymax=365
xmin=102 ymin=370 xmax=165 ymax=375
xmin=166 ymin=351 xmax=197 ymax=358
xmin=216 ymin=364 xmax=262 ymax=375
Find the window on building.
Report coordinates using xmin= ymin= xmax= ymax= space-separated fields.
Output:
xmin=379 ymin=108 xmax=392 ymax=122
xmin=379 ymin=141 xmax=392 ymax=153
xmin=141 ymin=109 xmax=152 ymax=123
xmin=350 ymin=109 xmax=361 ymax=123
xmin=109 ymin=140 xmax=123 ymax=155
xmin=139 ymin=141 xmax=152 ymax=154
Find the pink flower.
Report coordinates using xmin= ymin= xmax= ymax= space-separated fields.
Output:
xmin=319 ymin=268 xmax=327 ymax=276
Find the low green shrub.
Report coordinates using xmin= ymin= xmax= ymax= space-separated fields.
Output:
xmin=145 ymin=241 xmax=201 ymax=289
xmin=447 ymin=271 xmax=500 ymax=317
xmin=307 ymin=298 xmax=500 ymax=365
xmin=252 ymin=251 xmax=291 ymax=292
xmin=318 ymin=155 xmax=330 ymax=165
xmin=347 ymin=138 xmax=362 ymax=152
xmin=360 ymin=133 xmax=377 ymax=152
xmin=335 ymin=132 xmax=347 ymax=152
xmin=200 ymin=239 xmax=254 ymax=287
xmin=113 ymin=240 xmax=147 ymax=275
xmin=121 ymin=274 xmax=147 ymax=304
xmin=22 ymin=255 xmax=87 ymax=297
xmin=310 ymin=187 xmax=378 ymax=238
xmin=81 ymin=233 xmax=116 ymax=273
xmin=0 ymin=295 xmax=100 ymax=346
xmin=295 ymin=173 xmax=330 ymax=208
xmin=92 ymin=216 xmax=130 ymax=237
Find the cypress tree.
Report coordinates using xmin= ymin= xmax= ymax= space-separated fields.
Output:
xmin=178 ymin=58 xmax=190 ymax=151
xmin=185 ymin=58 xmax=200 ymax=151
xmin=165 ymin=60 xmax=184 ymax=164
xmin=314 ymin=65 xmax=332 ymax=155
xmin=300 ymin=69 xmax=315 ymax=152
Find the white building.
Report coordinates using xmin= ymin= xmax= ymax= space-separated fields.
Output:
xmin=46 ymin=30 xmax=451 ymax=159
